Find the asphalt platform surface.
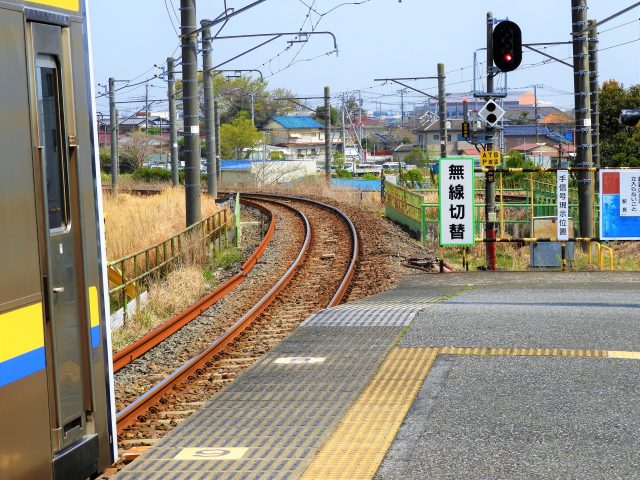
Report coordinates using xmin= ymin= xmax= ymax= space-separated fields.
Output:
xmin=376 ymin=271 xmax=640 ymax=479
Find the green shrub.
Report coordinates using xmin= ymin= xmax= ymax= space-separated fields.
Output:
xmin=132 ymin=167 xmax=171 ymax=182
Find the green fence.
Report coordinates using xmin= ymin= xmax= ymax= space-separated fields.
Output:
xmin=108 ymin=207 xmax=231 ymax=319
xmin=385 ymin=175 xmax=593 ymax=244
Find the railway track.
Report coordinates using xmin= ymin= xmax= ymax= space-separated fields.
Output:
xmin=114 ymin=195 xmax=358 ymax=449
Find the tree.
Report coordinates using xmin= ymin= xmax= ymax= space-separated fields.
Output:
xmin=598 ymin=80 xmax=640 ymax=167
xmin=220 ymin=112 xmax=263 ymax=159
xmin=314 ymin=105 xmax=339 ymax=125
xmin=404 ymin=148 xmax=429 ymax=168
xmin=119 ymin=131 xmax=153 ymax=172
xmin=399 ymin=168 xmax=424 ymax=188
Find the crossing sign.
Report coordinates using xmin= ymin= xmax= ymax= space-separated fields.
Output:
xmin=481 ymin=150 xmax=501 ymax=167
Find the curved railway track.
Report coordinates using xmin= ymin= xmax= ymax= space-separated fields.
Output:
xmin=114 ymin=195 xmax=359 ymax=447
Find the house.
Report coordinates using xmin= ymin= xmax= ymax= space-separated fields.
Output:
xmin=503 ymin=125 xmax=572 ymax=152
xmin=263 ymin=116 xmax=330 ymax=160
xmin=510 ymin=142 xmax=576 ymax=167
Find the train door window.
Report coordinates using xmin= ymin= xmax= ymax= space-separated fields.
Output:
xmin=36 ymin=55 xmax=68 ymax=233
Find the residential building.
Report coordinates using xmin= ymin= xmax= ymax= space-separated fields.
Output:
xmin=263 ymin=116 xmax=329 ymax=160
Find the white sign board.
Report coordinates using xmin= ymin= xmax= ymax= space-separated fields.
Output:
xmin=557 ymin=170 xmax=569 ymax=240
xmin=620 ymin=171 xmax=640 ymax=216
xmin=439 ymin=158 xmax=475 ymax=246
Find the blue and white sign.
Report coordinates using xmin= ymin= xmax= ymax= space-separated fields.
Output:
xmin=600 ymin=169 xmax=640 ymax=240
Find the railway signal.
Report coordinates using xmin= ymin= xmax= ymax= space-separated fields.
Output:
xmin=478 ymin=99 xmax=505 ymax=128
xmin=492 ymin=20 xmax=522 ymax=72
xmin=620 ymin=109 xmax=640 ymax=128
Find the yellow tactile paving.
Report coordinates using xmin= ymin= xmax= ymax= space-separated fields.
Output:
xmin=302 ymin=346 xmax=640 ymax=480
xmin=608 ymin=351 xmax=640 ymax=359
xmin=301 ymin=348 xmax=437 ymax=480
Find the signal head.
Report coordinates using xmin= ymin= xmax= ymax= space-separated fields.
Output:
xmin=493 ymin=20 xmax=522 ymax=72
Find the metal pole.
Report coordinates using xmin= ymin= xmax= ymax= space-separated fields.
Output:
xmin=400 ymin=89 xmax=404 ymax=126
xmin=109 ymin=77 xmax=118 ymax=196
xmin=341 ymin=94 xmax=346 ymax=163
xmin=250 ymin=91 xmax=255 ymax=126
xmin=181 ymin=0 xmax=201 ymax=226
xmin=324 ymin=86 xmax=331 ymax=180
xmin=485 ymin=12 xmax=497 ymax=270
xmin=438 ymin=63 xmax=447 ymax=159
xmin=168 ymin=57 xmax=179 ymax=186
xmin=214 ymin=99 xmax=221 ymax=183
xmin=588 ymin=19 xmax=600 ymax=170
xmin=572 ymin=0 xmax=594 ymax=241
xmin=201 ymin=20 xmax=217 ymax=199
xmin=145 ymin=81 xmax=149 ymax=133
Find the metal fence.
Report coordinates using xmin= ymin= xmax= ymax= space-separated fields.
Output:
xmin=107 ymin=207 xmax=231 ymax=319
xmin=384 ymin=175 xmax=588 ymax=243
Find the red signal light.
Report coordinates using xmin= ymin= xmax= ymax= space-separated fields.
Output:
xmin=504 ymin=53 xmax=513 ymax=62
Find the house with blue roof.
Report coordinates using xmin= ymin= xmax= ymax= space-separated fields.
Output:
xmin=504 ymin=125 xmax=573 ymax=152
xmin=263 ymin=116 xmax=334 ymax=160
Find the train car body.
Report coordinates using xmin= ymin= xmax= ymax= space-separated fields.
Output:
xmin=0 ymin=1 xmax=116 ymax=478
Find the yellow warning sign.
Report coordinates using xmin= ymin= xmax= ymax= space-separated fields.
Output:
xmin=481 ymin=150 xmax=501 ymax=167
xmin=174 ymin=448 xmax=248 ymax=461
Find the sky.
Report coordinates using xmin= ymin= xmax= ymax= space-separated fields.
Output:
xmin=89 ymin=0 xmax=640 ymax=118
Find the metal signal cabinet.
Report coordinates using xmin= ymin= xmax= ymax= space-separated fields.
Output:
xmin=0 ymin=1 xmax=116 ymax=479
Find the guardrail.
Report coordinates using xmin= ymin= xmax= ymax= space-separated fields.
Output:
xmin=108 ymin=207 xmax=231 ymax=322
xmin=589 ymin=241 xmax=615 ymax=271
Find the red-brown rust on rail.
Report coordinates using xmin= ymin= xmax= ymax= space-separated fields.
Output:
xmin=116 ymin=200 xmax=313 ymax=433
xmin=112 ymin=199 xmax=274 ymax=372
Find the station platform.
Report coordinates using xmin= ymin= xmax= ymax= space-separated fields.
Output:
xmin=113 ymin=271 xmax=640 ymax=479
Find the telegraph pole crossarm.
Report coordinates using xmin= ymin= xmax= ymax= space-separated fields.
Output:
xmin=373 ymin=77 xmax=439 ymax=101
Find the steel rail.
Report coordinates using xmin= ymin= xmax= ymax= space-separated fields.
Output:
xmin=112 ymin=199 xmax=273 ymax=372
xmin=116 ymin=200 xmax=311 ymax=432
xmin=242 ymin=193 xmax=359 ymax=307
xmin=115 ymin=196 xmax=359 ymax=433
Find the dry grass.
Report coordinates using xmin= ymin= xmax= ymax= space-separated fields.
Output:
xmin=104 ymin=187 xmax=219 ymax=260
xmin=110 ymin=265 xmax=209 ymax=352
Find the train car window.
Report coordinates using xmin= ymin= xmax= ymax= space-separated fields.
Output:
xmin=36 ymin=55 xmax=68 ymax=232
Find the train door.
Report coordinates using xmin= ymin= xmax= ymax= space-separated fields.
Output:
xmin=28 ymin=20 xmax=94 ymax=461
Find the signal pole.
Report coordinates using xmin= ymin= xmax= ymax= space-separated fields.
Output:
xmin=485 ymin=12 xmax=497 ymax=270
xmin=167 ymin=57 xmax=179 ymax=186
xmin=201 ymin=20 xmax=217 ymax=199
xmin=324 ymin=86 xmax=331 ymax=180
xmin=109 ymin=77 xmax=118 ymax=196
xmin=181 ymin=0 xmax=201 ymax=226
xmin=571 ymin=0 xmax=594 ymax=240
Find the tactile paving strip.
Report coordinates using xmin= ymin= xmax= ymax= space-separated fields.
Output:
xmin=301 ymin=348 xmax=437 ymax=480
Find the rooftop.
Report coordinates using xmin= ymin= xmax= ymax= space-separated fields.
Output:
xmin=270 ymin=116 xmax=324 ymax=129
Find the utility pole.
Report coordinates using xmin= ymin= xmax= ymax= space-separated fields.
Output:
xmin=181 ymin=0 xmax=201 ymax=226
xmin=145 ymin=81 xmax=149 ymax=133
xmin=341 ymin=93 xmax=346 ymax=161
xmin=588 ymin=19 xmax=600 ymax=172
xmin=358 ymin=91 xmax=364 ymax=161
xmin=400 ymin=89 xmax=404 ymax=126
xmin=214 ymin=99 xmax=221 ymax=183
xmin=437 ymin=63 xmax=447 ymax=159
xmin=250 ymin=91 xmax=255 ymax=126
xmin=485 ymin=11 xmax=497 ymax=270
xmin=201 ymin=20 xmax=217 ymax=199
xmin=167 ymin=57 xmax=179 ymax=186
xmin=534 ymin=84 xmax=539 ymax=144
xmin=109 ymin=77 xmax=118 ymax=196
xmin=324 ymin=86 xmax=331 ymax=180
xmin=572 ymin=0 xmax=594 ymax=240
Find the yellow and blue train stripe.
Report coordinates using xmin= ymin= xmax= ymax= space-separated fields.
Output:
xmin=1 ymin=286 xmax=102 ymax=387
xmin=0 ymin=303 xmax=46 ymax=387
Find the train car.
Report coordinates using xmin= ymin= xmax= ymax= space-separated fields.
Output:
xmin=0 ymin=1 xmax=116 ymax=479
